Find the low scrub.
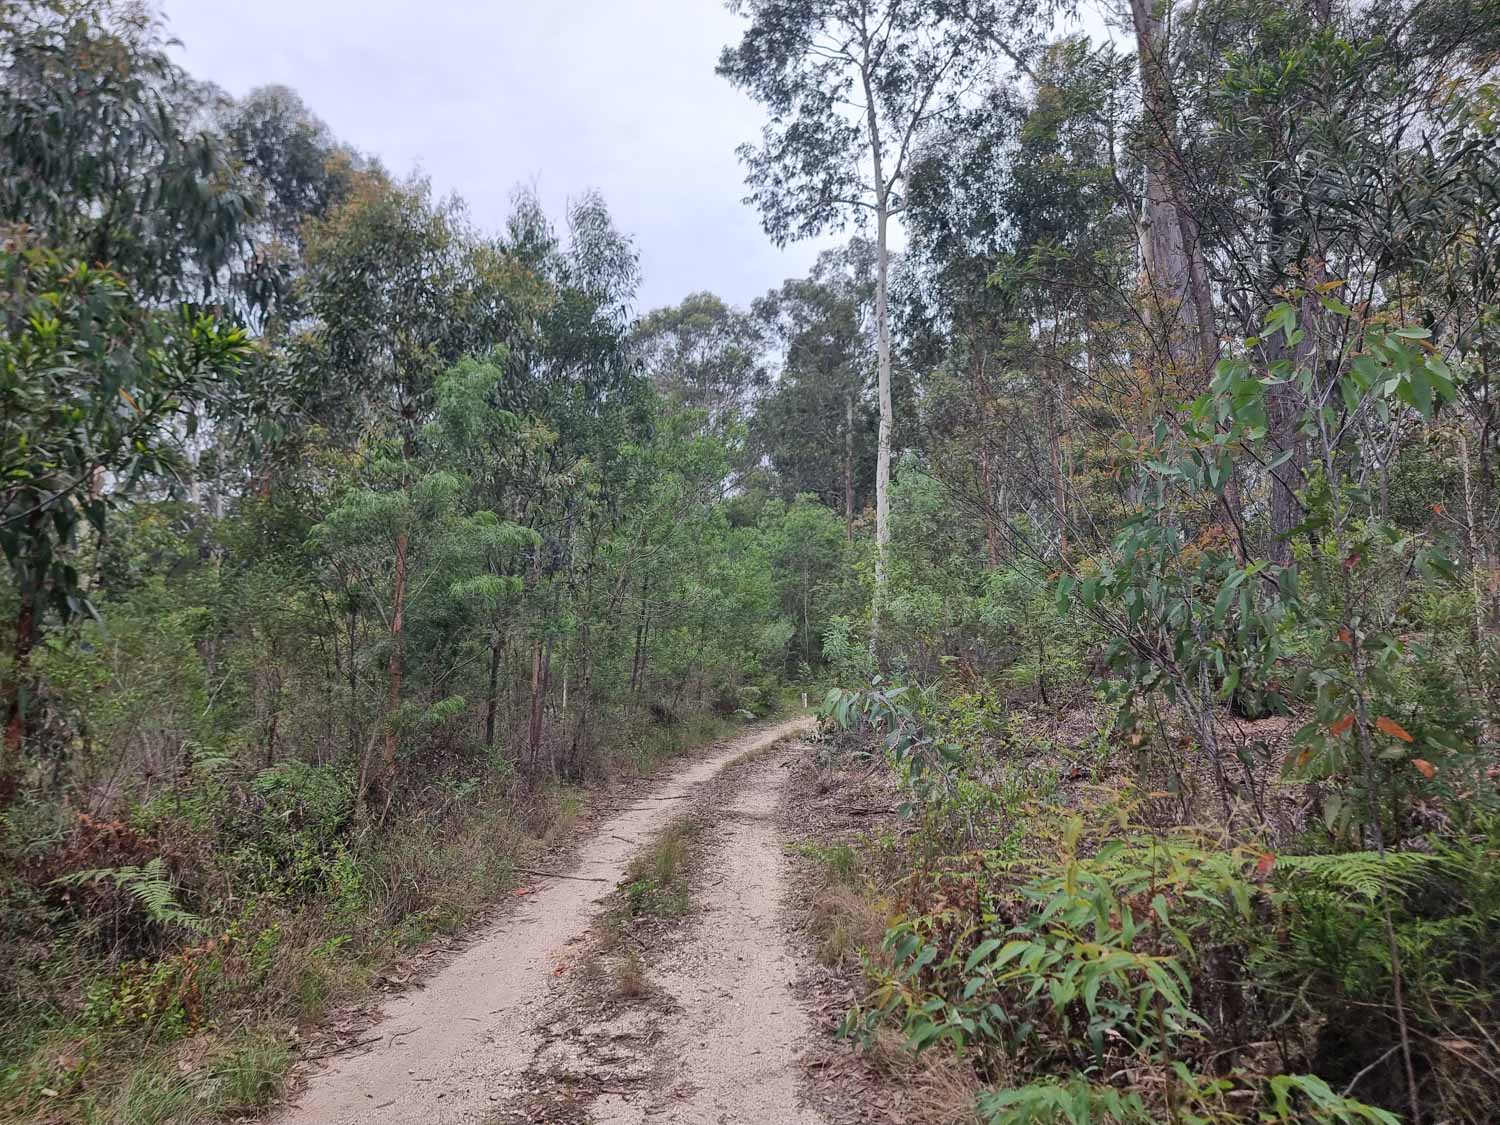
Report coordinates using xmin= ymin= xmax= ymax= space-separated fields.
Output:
xmin=0 ymin=761 xmax=585 ymax=1121
xmin=819 ymin=683 xmax=1500 ymax=1124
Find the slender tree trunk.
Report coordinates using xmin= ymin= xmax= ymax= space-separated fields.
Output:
xmin=347 ymin=601 xmax=359 ymax=759
xmin=568 ymin=560 xmax=597 ymax=775
xmin=872 ymin=198 xmax=893 ymax=657
xmin=484 ymin=628 xmax=503 ymax=750
xmin=973 ymin=344 xmax=1001 ymax=567
xmin=528 ymin=633 xmax=545 ymax=768
xmin=1 ymin=591 xmax=37 ymax=807
xmin=527 ymin=551 xmax=545 ymax=766
xmin=379 ymin=530 xmax=408 ymax=814
xmin=803 ymin=564 xmax=811 ymax=666
xmin=630 ymin=573 xmax=650 ymax=694
xmin=1047 ymin=371 xmax=1069 ymax=555
xmin=983 ymin=442 xmax=1000 ymax=566
xmin=540 ymin=633 xmax=555 ymax=774
xmin=1129 ymin=0 xmax=1214 ymax=374
xmin=570 ymin=621 xmax=592 ymax=774
xmin=844 ymin=390 xmax=856 ymax=541
xmin=1460 ymin=427 xmax=1488 ymax=654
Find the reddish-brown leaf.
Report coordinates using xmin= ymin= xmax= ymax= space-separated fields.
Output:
xmin=1376 ymin=716 xmax=1415 ymax=743
xmin=1338 ymin=627 xmax=1353 ymax=646
xmin=1254 ymin=853 xmax=1276 ymax=878
xmin=1413 ymin=758 xmax=1437 ymax=780
xmin=1330 ymin=713 xmax=1355 ymax=736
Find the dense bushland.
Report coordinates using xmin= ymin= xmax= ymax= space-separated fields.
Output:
xmin=0 ymin=5 xmax=853 ymax=1116
xmin=3 ymin=0 xmax=1498 ymax=1121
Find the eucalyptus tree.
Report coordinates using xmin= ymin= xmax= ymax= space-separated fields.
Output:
xmin=753 ymin=242 xmax=878 ymax=536
xmin=218 ymin=85 xmax=355 ymax=254
xmin=0 ymin=2 xmax=267 ymax=799
xmin=1124 ymin=0 xmax=1216 ymax=375
xmin=299 ymin=173 xmax=518 ymax=808
xmin=718 ymin=0 xmax=1038 ymax=652
xmin=0 ymin=2 xmax=259 ymax=305
xmin=1171 ymin=0 xmax=1500 ymax=559
xmin=631 ymin=292 xmax=768 ymax=437
xmin=491 ymin=189 xmax=644 ymax=770
xmin=903 ymin=37 xmax=1136 ymax=561
xmin=0 ymin=250 xmax=247 ymax=802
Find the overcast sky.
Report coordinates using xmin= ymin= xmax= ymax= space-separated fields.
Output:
xmin=165 ymin=0 xmax=843 ymax=314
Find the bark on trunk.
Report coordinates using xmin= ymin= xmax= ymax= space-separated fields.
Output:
xmin=484 ymin=629 xmax=502 ymax=749
xmin=630 ymin=573 xmax=650 ymax=695
xmin=1048 ymin=376 xmax=1069 ymax=555
xmin=844 ymin=390 xmax=856 ymax=542
xmin=1129 ymin=0 xmax=1215 ymax=374
xmin=872 ymin=200 xmax=893 ymax=657
xmin=528 ymin=635 xmax=545 ymax=768
xmin=379 ymin=529 xmax=408 ymax=814
xmin=1 ymin=594 xmax=37 ymax=807
xmin=346 ymin=602 xmax=358 ymax=758
xmin=527 ymin=551 xmax=545 ymax=766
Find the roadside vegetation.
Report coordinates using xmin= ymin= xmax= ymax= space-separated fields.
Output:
xmin=4 ymin=0 xmax=1499 ymax=1122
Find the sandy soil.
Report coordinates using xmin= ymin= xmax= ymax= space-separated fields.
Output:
xmin=269 ymin=716 xmax=815 ymax=1125
xmin=589 ymin=753 xmax=825 ymax=1125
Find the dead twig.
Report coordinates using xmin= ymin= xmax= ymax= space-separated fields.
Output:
xmin=515 ymin=867 xmax=611 ymax=883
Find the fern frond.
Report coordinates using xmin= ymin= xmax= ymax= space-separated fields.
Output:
xmin=53 ymin=857 xmax=205 ymax=931
xmin=1275 ymin=851 xmax=1450 ymax=901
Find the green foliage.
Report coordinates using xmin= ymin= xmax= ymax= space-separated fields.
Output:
xmin=821 ymin=616 xmax=876 ymax=687
xmin=53 ymin=858 xmax=201 ymax=934
xmin=5 ymin=2 xmax=1498 ymax=1121
xmin=0 ymin=4 xmax=260 ymax=303
xmin=819 ymin=678 xmax=961 ymax=811
xmin=0 ymin=249 xmax=247 ymax=632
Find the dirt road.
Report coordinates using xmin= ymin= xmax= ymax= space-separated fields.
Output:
xmin=272 ymin=716 xmax=819 ymax=1125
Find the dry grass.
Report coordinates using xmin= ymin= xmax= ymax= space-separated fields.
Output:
xmin=810 ymin=883 xmax=892 ymax=968
xmin=618 ymin=814 xmax=703 ymax=919
xmin=863 ymin=1029 xmax=987 ymax=1125
xmin=611 ymin=949 xmax=649 ymax=999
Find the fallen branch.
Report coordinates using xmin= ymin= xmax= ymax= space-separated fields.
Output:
xmin=305 ymin=1033 xmax=381 ymax=1061
xmin=515 ymin=867 xmax=610 ymax=883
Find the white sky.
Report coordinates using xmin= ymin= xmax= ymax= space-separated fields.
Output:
xmin=165 ymin=2 xmax=1114 ymax=316
xmin=165 ymin=0 xmax=841 ymax=314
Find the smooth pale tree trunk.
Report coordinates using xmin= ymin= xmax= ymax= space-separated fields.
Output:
xmin=872 ymin=199 xmax=893 ymax=658
xmin=856 ymin=43 xmax=894 ymax=660
xmin=844 ymin=391 xmax=856 ymax=541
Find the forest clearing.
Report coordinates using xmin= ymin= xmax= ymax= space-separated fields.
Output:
xmin=2 ymin=0 xmax=1499 ymax=1122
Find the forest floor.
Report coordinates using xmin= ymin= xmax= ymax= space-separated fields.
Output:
xmin=265 ymin=714 xmax=830 ymax=1125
